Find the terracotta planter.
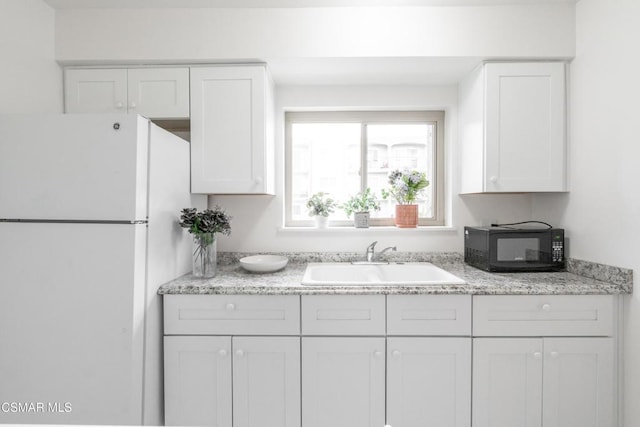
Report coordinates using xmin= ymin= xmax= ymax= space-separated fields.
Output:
xmin=394 ymin=204 xmax=418 ymax=228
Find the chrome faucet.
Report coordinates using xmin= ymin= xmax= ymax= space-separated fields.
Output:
xmin=365 ymin=241 xmax=397 ymax=263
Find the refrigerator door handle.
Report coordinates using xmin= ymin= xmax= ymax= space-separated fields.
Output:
xmin=0 ymin=218 xmax=148 ymax=225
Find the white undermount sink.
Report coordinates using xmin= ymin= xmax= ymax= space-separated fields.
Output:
xmin=301 ymin=262 xmax=466 ymax=286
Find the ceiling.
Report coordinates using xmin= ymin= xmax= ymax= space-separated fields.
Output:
xmin=44 ymin=0 xmax=576 ymax=9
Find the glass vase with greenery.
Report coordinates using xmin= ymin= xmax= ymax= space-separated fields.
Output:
xmin=179 ymin=206 xmax=231 ymax=278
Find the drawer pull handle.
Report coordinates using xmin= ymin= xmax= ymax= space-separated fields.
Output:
xmin=226 ymin=303 xmax=236 ymax=311
xmin=550 ymin=351 xmax=559 ymax=359
xmin=218 ymin=349 xmax=228 ymax=357
xmin=236 ymin=349 xmax=245 ymax=357
xmin=541 ymin=304 xmax=552 ymax=312
xmin=533 ymin=351 xmax=542 ymax=359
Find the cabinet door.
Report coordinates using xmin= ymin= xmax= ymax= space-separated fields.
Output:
xmin=302 ymin=337 xmax=385 ymax=427
xmin=233 ymin=337 xmax=301 ymax=427
xmin=127 ymin=68 xmax=189 ymax=119
xmin=387 ymin=337 xmax=471 ymax=427
xmin=473 ymin=338 xmax=543 ymax=427
xmin=164 ymin=336 xmax=232 ymax=427
xmin=542 ymin=338 xmax=614 ymax=427
xmin=65 ymin=68 xmax=127 ymax=114
xmin=484 ymin=62 xmax=566 ymax=192
xmin=191 ymin=66 xmax=272 ymax=194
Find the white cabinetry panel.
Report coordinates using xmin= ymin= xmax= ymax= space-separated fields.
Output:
xmin=190 ymin=65 xmax=274 ymax=194
xmin=65 ymin=68 xmax=127 ymax=114
xmin=65 ymin=67 xmax=189 ymax=119
xmin=233 ymin=337 xmax=301 ymax=427
xmin=387 ymin=337 xmax=471 ymax=427
xmin=164 ymin=336 xmax=232 ymax=427
xmin=460 ymin=62 xmax=566 ymax=193
xmin=542 ymin=338 xmax=614 ymax=427
xmin=473 ymin=338 xmax=543 ymax=427
xmin=302 ymin=337 xmax=385 ymax=427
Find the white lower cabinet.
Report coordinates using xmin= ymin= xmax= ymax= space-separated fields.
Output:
xmin=164 ymin=335 xmax=300 ymax=427
xmin=302 ymin=337 xmax=386 ymax=427
xmin=164 ymin=336 xmax=233 ymax=427
xmin=472 ymin=294 xmax=616 ymax=427
xmin=163 ymin=294 xmax=616 ymax=427
xmin=232 ymin=337 xmax=301 ymax=427
xmin=387 ymin=337 xmax=471 ymax=427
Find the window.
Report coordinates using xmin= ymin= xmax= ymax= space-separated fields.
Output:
xmin=285 ymin=111 xmax=445 ymax=227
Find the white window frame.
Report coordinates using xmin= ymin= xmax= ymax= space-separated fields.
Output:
xmin=285 ymin=110 xmax=445 ymax=227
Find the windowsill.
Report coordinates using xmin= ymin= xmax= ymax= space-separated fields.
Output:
xmin=277 ymin=225 xmax=457 ymax=235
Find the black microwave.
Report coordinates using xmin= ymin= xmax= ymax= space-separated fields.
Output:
xmin=464 ymin=226 xmax=565 ymax=272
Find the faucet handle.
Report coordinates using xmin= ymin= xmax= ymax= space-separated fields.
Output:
xmin=367 ymin=241 xmax=378 ymax=250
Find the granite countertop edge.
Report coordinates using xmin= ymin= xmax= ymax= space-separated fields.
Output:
xmin=158 ymin=252 xmax=633 ymax=296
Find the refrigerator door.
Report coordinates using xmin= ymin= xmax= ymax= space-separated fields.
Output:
xmin=0 ymin=114 xmax=149 ymax=221
xmin=0 ymin=222 xmax=146 ymax=425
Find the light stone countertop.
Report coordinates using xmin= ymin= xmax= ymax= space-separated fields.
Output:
xmin=158 ymin=252 xmax=633 ymax=296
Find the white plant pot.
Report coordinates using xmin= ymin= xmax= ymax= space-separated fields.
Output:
xmin=313 ymin=215 xmax=329 ymax=229
xmin=353 ymin=212 xmax=370 ymax=228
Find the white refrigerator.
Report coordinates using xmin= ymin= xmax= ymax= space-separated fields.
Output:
xmin=0 ymin=114 xmax=205 ymax=425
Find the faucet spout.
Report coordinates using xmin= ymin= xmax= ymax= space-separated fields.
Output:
xmin=376 ymin=246 xmax=397 ymax=261
xmin=363 ymin=241 xmax=396 ymax=263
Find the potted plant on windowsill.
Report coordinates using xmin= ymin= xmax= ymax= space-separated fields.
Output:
xmin=306 ymin=192 xmax=336 ymax=228
xmin=341 ymin=188 xmax=381 ymax=228
xmin=382 ymin=169 xmax=429 ymax=228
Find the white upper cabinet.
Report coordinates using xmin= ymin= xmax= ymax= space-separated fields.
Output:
xmin=64 ymin=67 xmax=190 ymax=119
xmin=460 ymin=62 xmax=567 ymax=193
xmin=190 ymin=65 xmax=274 ymax=195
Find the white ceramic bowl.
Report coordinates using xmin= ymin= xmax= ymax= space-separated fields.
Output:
xmin=239 ymin=255 xmax=289 ymax=273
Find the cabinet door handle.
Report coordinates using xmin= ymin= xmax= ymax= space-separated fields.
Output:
xmin=533 ymin=351 xmax=542 ymax=359
xmin=550 ymin=351 xmax=559 ymax=359
xmin=541 ymin=303 xmax=552 ymax=312
xmin=391 ymin=350 xmax=401 ymax=358
xmin=226 ymin=303 xmax=236 ymax=311
xmin=236 ymin=349 xmax=245 ymax=357
xmin=373 ymin=351 xmax=383 ymax=359
xmin=129 ymin=101 xmax=137 ymax=109
xmin=489 ymin=176 xmax=498 ymax=183
xmin=116 ymin=102 xmax=124 ymax=109
xmin=218 ymin=349 xmax=228 ymax=357
xmin=254 ymin=177 xmax=263 ymax=185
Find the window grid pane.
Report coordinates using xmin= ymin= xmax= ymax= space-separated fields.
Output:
xmin=291 ymin=123 xmax=361 ymax=221
xmin=286 ymin=111 xmax=444 ymax=227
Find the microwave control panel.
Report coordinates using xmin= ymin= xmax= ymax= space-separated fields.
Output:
xmin=551 ymin=230 xmax=564 ymax=262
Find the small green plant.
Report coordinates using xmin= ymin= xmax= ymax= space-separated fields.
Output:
xmin=306 ymin=192 xmax=336 ymax=217
xmin=382 ymin=169 xmax=430 ymax=204
xmin=341 ymin=188 xmax=381 ymax=217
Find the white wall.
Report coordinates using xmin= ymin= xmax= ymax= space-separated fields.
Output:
xmin=0 ymin=0 xmax=62 ymax=113
xmin=213 ymin=84 xmax=534 ymax=252
xmin=531 ymin=1 xmax=640 ymax=425
xmin=54 ymin=4 xmax=575 ymax=63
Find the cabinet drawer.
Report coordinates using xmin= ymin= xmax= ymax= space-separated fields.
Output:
xmin=164 ymin=295 xmax=300 ymax=335
xmin=302 ymin=295 xmax=385 ymax=335
xmin=473 ymin=295 xmax=614 ymax=337
xmin=387 ymin=295 xmax=471 ymax=336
